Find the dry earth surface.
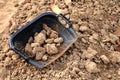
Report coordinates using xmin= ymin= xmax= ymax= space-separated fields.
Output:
xmin=0 ymin=0 xmax=120 ymax=80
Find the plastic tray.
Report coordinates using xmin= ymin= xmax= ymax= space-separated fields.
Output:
xmin=9 ymin=12 xmax=78 ymax=69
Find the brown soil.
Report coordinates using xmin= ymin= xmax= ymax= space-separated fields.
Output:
xmin=0 ymin=0 xmax=120 ymax=80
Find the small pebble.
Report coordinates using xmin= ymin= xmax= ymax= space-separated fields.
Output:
xmin=118 ymin=69 xmax=120 ymax=75
xmin=92 ymin=33 xmax=99 ymax=40
xmin=42 ymin=55 xmax=48 ymax=61
xmin=3 ymin=44 xmax=9 ymax=53
xmin=100 ymin=55 xmax=110 ymax=64
xmin=12 ymin=54 xmax=20 ymax=60
xmin=79 ymin=25 xmax=88 ymax=32
xmin=56 ymin=43 xmax=61 ymax=46
xmin=72 ymin=24 xmax=79 ymax=31
xmin=54 ymin=37 xmax=63 ymax=43
xmin=6 ymin=50 xmax=15 ymax=56
xmin=107 ymin=74 xmax=112 ymax=79
xmin=4 ymin=57 xmax=11 ymax=64
xmin=81 ymin=38 xmax=87 ymax=43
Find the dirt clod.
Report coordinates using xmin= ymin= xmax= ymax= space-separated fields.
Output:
xmin=35 ymin=53 xmax=44 ymax=60
xmin=45 ymin=38 xmax=54 ymax=44
xmin=109 ymin=52 xmax=120 ymax=63
xmin=85 ymin=61 xmax=99 ymax=73
xmin=50 ymin=30 xmax=58 ymax=39
xmin=82 ymin=47 xmax=97 ymax=59
xmin=54 ymin=37 xmax=63 ymax=43
xmin=34 ymin=32 xmax=46 ymax=45
xmin=46 ymin=43 xmax=58 ymax=55
xmin=25 ymin=43 xmax=33 ymax=57
xmin=31 ymin=43 xmax=40 ymax=48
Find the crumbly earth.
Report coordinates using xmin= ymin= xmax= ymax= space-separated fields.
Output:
xmin=0 ymin=0 xmax=120 ymax=80
xmin=25 ymin=24 xmax=63 ymax=61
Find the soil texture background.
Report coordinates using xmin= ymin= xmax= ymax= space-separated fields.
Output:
xmin=0 ymin=0 xmax=120 ymax=80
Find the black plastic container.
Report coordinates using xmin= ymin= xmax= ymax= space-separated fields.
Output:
xmin=9 ymin=12 xmax=78 ymax=69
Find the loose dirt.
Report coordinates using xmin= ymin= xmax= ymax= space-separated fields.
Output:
xmin=0 ymin=0 xmax=120 ymax=80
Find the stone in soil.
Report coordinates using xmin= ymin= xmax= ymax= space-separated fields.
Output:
xmin=79 ymin=25 xmax=89 ymax=32
xmin=100 ymin=55 xmax=110 ymax=64
xmin=11 ymin=54 xmax=20 ymax=60
xmin=42 ymin=55 xmax=48 ymax=61
xmin=4 ymin=57 xmax=11 ymax=64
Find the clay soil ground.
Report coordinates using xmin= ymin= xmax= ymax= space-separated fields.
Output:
xmin=0 ymin=0 xmax=120 ymax=80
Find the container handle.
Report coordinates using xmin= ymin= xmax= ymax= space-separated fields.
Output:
xmin=57 ymin=14 xmax=72 ymax=28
